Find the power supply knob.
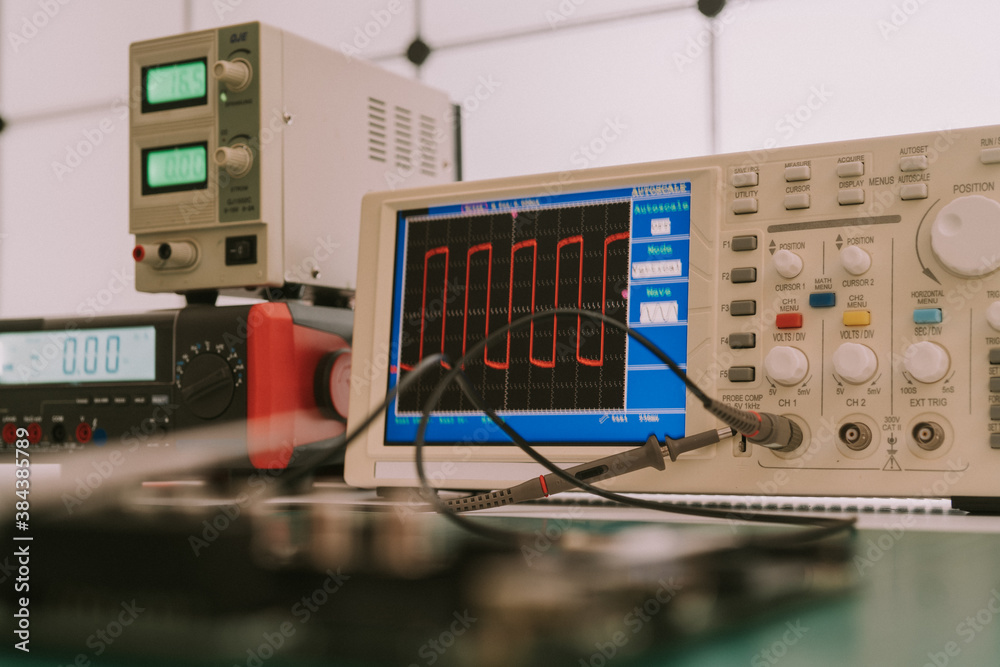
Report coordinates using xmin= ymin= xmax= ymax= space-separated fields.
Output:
xmin=988 ymin=301 xmax=1000 ymax=332
xmin=931 ymin=195 xmax=1000 ymax=277
xmin=832 ymin=343 xmax=878 ymax=384
xmin=764 ymin=346 xmax=809 ymax=386
xmin=213 ymin=58 xmax=252 ymax=92
xmin=772 ymin=249 xmax=803 ymax=279
xmin=903 ymin=341 xmax=950 ymax=384
xmin=214 ymin=144 xmax=253 ymax=178
xmin=840 ymin=245 xmax=872 ymax=275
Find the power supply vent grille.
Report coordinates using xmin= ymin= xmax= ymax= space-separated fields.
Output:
xmin=367 ymin=97 xmax=388 ymax=163
xmin=418 ymin=114 xmax=438 ymax=177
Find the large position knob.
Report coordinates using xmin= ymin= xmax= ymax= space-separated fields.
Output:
xmin=214 ymin=144 xmax=253 ymax=178
xmin=772 ymin=249 xmax=803 ymax=279
xmin=832 ymin=343 xmax=878 ymax=384
xmin=764 ymin=346 xmax=809 ymax=386
xmin=213 ymin=58 xmax=252 ymax=91
xmin=931 ymin=195 xmax=1000 ymax=277
xmin=903 ymin=341 xmax=950 ymax=384
xmin=180 ymin=354 xmax=235 ymax=419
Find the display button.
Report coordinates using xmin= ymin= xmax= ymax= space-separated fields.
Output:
xmin=899 ymin=155 xmax=928 ymax=171
xmin=732 ymin=172 xmax=758 ymax=188
xmin=913 ymin=308 xmax=943 ymax=324
xmin=838 ymin=189 xmax=865 ymax=205
xmin=732 ymin=198 xmax=758 ymax=215
xmin=783 ymin=193 xmax=811 ymax=210
xmin=990 ymin=348 xmax=1000 ymax=365
xmin=784 ymin=165 xmax=811 ymax=182
xmin=776 ymin=313 xmax=803 ymax=329
xmin=992 ymin=433 xmax=1000 ymax=449
xmin=981 ymin=147 xmax=1000 ymax=165
xmin=809 ymin=292 xmax=836 ymax=308
xmin=731 ymin=267 xmax=757 ymax=284
xmin=836 ymin=161 xmax=865 ymax=178
xmin=728 ymin=366 xmax=756 ymax=383
xmin=731 ymin=300 xmax=757 ymax=316
xmin=729 ymin=333 xmax=756 ymax=349
xmin=731 ymin=235 xmax=758 ymax=252
xmin=843 ymin=310 xmax=871 ymax=326
xmin=900 ymin=183 xmax=928 ymax=200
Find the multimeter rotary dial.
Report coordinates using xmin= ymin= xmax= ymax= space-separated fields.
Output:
xmin=175 ymin=342 xmax=246 ymax=419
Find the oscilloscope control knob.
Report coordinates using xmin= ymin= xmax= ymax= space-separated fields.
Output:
xmin=903 ymin=341 xmax=950 ymax=384
xmin=988 ymin=301 xmax=1000 ymax=332
xmin=214 ymin=145 xmax=253 ymax=178
xmin=213 ymin=58 xmax=252 ymax=92
xmin=772 ymin=249 xmax=803 ymax=279
xmin=832 ymin=343 xmax=878 ymax=384
xmin=840 ymin=245 xmax=872 ymax=275
xmin=764 ymin=346 xmax=809 ymax=386
xmin=931 ymin=195 xmax=1000 ymax=277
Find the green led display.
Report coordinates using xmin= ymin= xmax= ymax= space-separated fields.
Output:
xmin=145 ymin=145 xmax=207 ymax=190
xmin=145 ymin=60 xmax=207 ymax=106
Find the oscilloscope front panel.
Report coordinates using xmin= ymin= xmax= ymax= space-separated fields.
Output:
xmin=347 ymin=124 xmax=1000 ymax=502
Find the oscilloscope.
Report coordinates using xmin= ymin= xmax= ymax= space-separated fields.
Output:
xmin=345 ymin=123 xmax=1000 ymax=509
xmin=129 ymin=22 xmax=459 ymax=299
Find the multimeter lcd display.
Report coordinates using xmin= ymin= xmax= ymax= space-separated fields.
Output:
xmin=0 ymin=327 xmax=157 ymax=385
xmin=141 ymin=143 xmax=208 ymax=195
xmin=141 ymin=58 xmax=208 ymax=113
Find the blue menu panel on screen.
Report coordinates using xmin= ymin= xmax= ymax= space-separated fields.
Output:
xmin=384 ymin=182 xmax=692 ymax=446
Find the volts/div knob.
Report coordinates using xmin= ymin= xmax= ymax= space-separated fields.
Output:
xmin=832 ymin=343 xmax=878 ymax=384
xmin=180 ymin=354 xmax=235 ymax=419
xmin=903 ymin=341 xmax=950 ymax=384
xmin=764 ymin=346 xmax=809 ymax=386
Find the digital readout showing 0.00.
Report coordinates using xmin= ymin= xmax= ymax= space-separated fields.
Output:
xmin=141 ymin=142 xmax=208 ymax=195
xmin=141 ymin=58 xmax=208 ymax=112
xmin=0 ymin=326 xmax=157 ymax=385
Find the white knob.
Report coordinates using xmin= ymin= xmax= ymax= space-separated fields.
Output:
xmin=832 ymin=343 xmax=878 ymax=384
xmin=903 ymin=341 xmax=950 ymax=384
xmin=931 ymin=195 xmax=1000 ymax=277
xmin=840 ymin=245 xmax=871 ymax=275
xmin=213 ymin=58 xmax=252 ymax=91
xmin=773 ymin=249 xmax=803 ymax=279
xmin=764 ymin=346 xmax=809 ymax=386
xmin=214 ymin=144 xmax=253 ymax=177
xmin=988 ymin=301 xmax=1000 ymax=332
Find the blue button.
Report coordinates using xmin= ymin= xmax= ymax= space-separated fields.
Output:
xmin=809 ymin=292 xmax=836 ymax=308
xmin=913 ymin=308 xmax=942 ymax=324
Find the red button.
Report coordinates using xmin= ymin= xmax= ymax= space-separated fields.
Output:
xmin=776 ymin=313 xmax=803 ymax=329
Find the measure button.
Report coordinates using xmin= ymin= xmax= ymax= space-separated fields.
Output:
xmin=784 ymin=165 xmax=811 ymax=182
xmin=776 ymin=313 xmax=803 ymax=329
xmin=729 ymin=333 xmax=756 ymax=349
xmin=732 ymin=198 xmax=758 ymax=215
xmin=728 ymin=366 xmax=756 ymax=383
xmin=809 ymin=292 xmax=836 ymax=308
xmin=843 ymin=310 xmax=871 ymax=326
xmin=732 ymin=172 xmax=758 ymax=188
xmin=731 ymin=235 xmax=758 ymax=252
xmin=913 ymin=308 xmax=943 ymax=324
xmin=730 ymin=300 xmax=757 ymax=316
xmin=731 ymin=267 xmax=757 ymax=284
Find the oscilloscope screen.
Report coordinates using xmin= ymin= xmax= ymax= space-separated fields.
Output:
xmin=385 ymin=182 xmax=693 ymax=446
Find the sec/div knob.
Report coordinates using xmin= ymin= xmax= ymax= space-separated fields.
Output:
xmin=903 ymin=341 xmax=950 ymax=384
